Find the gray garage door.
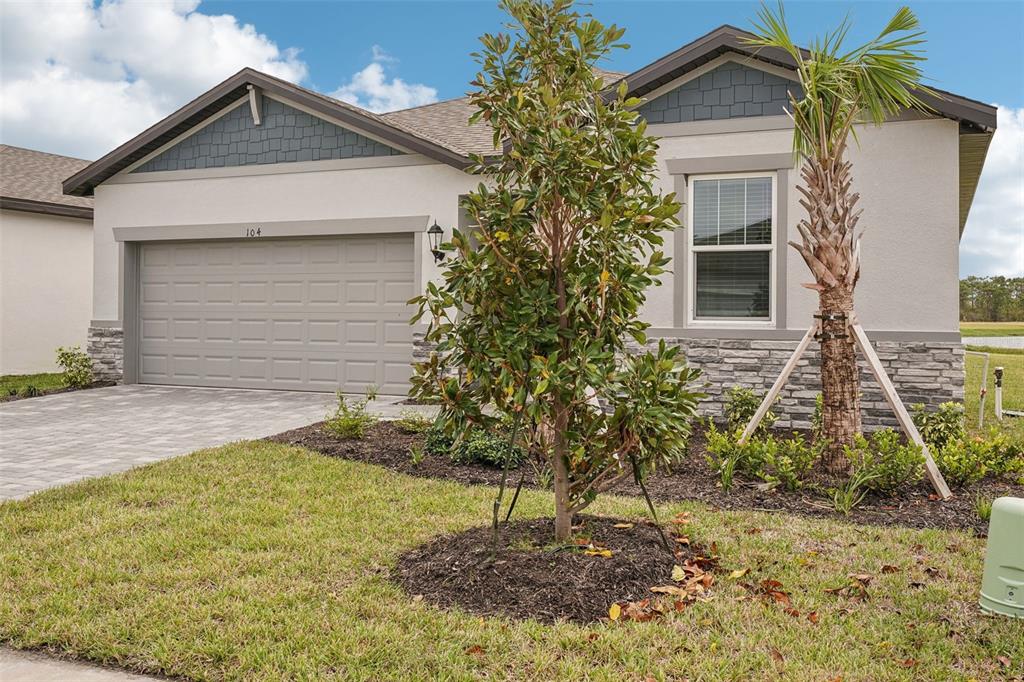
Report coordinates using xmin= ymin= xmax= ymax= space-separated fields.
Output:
xmin=137 ymin=235 xmax=415 ymax=394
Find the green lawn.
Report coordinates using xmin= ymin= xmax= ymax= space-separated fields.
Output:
xmin=0 ymin=372 xmax=64 ymax=396
xmin=1 ymin=442 xmax=1020 ymax=681
xmin=960 ymin=321 xmax=1024 ymax=337
xmin=966 ymin=349 xmax=1024 ymax=439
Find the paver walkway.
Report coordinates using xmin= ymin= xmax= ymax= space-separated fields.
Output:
xmin=0 ymin=647 xmax=164 ymax=681
xmin=0 ymin=384 xmax=423 ymax=500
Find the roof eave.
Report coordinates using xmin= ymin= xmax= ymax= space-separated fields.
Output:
xmin=0 ymin=196 xmax=93 ymax=220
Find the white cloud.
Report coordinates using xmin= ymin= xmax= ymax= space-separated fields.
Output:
xmin=331 ymin=45 xmax=437 ymax=113
xmin=0 ymin=0 xmax=307 ymax=160
xmin=961 ymin=105 xmax=1024 ymax=277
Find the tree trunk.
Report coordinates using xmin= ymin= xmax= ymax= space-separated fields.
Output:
xmin=550 ymin=407 xmax=573 ymax=541
xmin=819 ymin=288 xmax=860 ymax=472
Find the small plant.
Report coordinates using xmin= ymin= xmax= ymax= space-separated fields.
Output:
xmin=6 ymin=388 xmax=17 ymax=397
xmin=450 ymin=429 xmax=525 ymax=469
xmin=843 ymin=429 xmax=924 ymax=494
xmin=423 ymin=422 xmax=455 ymax=457
xmin=408 ymin=444 xmax=425 ymax=467
xmin=704 ymin=423 xmax=820 ymax=492
xmin=830 ymin=467 xmax=880 ymax=515
xmin=724 ymin=386 xmax=777 ymax=434
xmin=811 ymin=393 xmax=824 ymax=440
xmin=323 ymin=393 xmax=377 ymax=439
xmin=531 ymin=460 xmax=554 ymax=490
xmin=55 ymin=346 xmax=93 ymax=388
xmin=911 ymin=402 xmax=966 ymax=449
xmin=973 ymin=494 xmax=993 ymax=523
xmin=705 ymin=423 xmax=744 ymax=491
xmin=933 ymin=438 xmax=991 ymax=487
xmin=393 ymin=410 xmax=433 ymax=434
xmin=19 ymin=385 xmax=41 ymax=398
xmin=364 ymin=384 xmax=379 ymax=401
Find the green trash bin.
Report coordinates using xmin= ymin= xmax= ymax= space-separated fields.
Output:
xmin=980 ymin=496 xmax=1024 ymax=618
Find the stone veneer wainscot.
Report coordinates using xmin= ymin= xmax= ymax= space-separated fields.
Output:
xmin=87 ymin=325 xmax=124 ymax=383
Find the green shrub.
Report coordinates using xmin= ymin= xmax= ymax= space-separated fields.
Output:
xmin=911 ymin=402 xmax=966 ymax=449
xmin=450 ymin=429 xmax=526 ymax=469
xmin=423 ymin=422 xmax=455 ymax=457
xmin=933 ymin=438 xmax=989 ymax=487
xmin=724 ymin=386 xmax=777 ymax=434
xmin=933 ymin=431 xmax=1024 ymax=487
xmin=408 ymin=444 xmax=425 ymax=467
xmin=393 ymin=410 xmax=433 ymax=434
xmin=55 ymin=346 xmax=92 ymax=388
xmin=704 ymin=423 xmax=819 ymax=492
xmin=323 ymin=393 xmax=377 ymax=439
xmin=843 ymin=429 xmax=924 ymax=494
xmin=19 ymin=385 xmax=41 ymax=398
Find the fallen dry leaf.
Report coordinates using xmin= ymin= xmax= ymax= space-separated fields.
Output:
xmin=997 ymin=655 xmax=1011 ymax=668
xmin=672 ymin=565 xmax=686 ymax=582
xmin=608 ymin=603 xmax=621 ymax=621
xmin=612 ymin=523 xmax=634 ymax=529
xmin=584 ymin=548 xmax=613 ymax=558
xmin=770 ymin=648 xmax=785 ymax=665
xmin=881 ymin=565 xmax=900 ymax=574
xmin=729 ymin=568 xmax=750 ymax=579
xmin=898 ymin=657 xmax=917 ymax=668
xmin=807 ymin=611 xmax=819 ymax=624
xmin=465 ymin=645 xmax=485 ymax=656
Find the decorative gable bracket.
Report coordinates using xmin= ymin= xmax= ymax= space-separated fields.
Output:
xmin=247 ymin=85 xmax=263 ymax=126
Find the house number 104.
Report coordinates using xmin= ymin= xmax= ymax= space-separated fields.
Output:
xmin=245 ymin=227 xmax=262 ymax=237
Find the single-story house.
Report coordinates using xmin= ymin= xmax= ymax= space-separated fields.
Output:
xmin=62 ymin=26 xmax=996 ymax=427
xmin=1 ymin=145 xmax=94 ymax=375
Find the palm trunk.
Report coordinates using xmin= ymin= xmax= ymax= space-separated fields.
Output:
xmin=819 ymin=289 xmax=860 ymax=472
xmin=791 ymin=137 xmax=864 ymax=471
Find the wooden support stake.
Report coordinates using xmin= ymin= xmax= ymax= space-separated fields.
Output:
xmin=739 ymin=322 xmax=819 ymax=444
xmin=848 ymin=320 xmax=952 ymax=500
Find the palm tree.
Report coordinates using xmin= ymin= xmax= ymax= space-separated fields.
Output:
xmin=746 ymin=4 xmax=933 ymax=471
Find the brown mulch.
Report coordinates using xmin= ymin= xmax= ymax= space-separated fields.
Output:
xmin=392 ymin=515 xmax=681 ymax=624
xmin=267 ymin=422 xmax=1023 ymax=536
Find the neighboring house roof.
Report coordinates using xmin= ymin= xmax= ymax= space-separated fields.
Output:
xmin=62 ymin=25 xmax=995 ymax=233
xmin=1 ymin=145 xmax=93 ymax=219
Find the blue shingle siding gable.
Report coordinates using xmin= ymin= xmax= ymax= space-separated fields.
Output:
xmin=133 ymin=98 xmax=403 ymax=173
xmin=636 ymin=62 xmax=802 ymax=124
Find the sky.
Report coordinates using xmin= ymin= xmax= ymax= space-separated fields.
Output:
xmin=1 ymin=0 xmax=1021 ymax=277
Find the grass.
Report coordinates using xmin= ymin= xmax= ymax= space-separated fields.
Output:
xmin=960 ymin=321 xmax=1024 ymax=337
xmin=1 ymin=442 xmax=1021 ymax=681
xmin=0 ymin=372 xmax=65 ymax=396
xmin=965 ymin=348 xmax=1024 ymax=439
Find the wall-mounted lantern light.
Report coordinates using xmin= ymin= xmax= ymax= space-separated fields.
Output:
xmin=427 ymin=221 xmax=445 ymax=263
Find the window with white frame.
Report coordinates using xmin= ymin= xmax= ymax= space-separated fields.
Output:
xmin=687 ymin=172 xmax=775 ymax=324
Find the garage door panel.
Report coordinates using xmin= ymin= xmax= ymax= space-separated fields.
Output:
xmin=138 ymin=235 xmax=415 ymax=393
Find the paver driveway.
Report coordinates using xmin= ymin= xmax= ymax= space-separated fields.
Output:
xmin=0 ymin=385 xmax=412 ymax=500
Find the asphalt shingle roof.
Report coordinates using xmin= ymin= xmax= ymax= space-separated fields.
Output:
xmin=381 ymin=67 xmax=626 ymax=157
xmin=1 ymin=145 xmax=93 ymax=209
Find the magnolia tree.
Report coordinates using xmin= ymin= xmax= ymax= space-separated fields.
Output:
xmin=411 ymin=0 xmax=703 ymax=542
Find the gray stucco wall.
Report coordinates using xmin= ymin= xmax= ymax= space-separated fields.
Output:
xmin=637 ymin=62 xmax=802 ymax=124
xmin=133 ymin=98 xmax=403 ymax=173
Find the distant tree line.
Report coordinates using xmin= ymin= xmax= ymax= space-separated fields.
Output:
xmin=960 ymin=276 xmax=1024 ymax=321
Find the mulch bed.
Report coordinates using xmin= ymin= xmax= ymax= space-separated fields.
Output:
xmin=392 ymin=515 xmax=681 ymax=624
xmin=0 ymin=381 xmax=114 ymax=403
xmin=267 ymin=422 xmax=1023 ymax=536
